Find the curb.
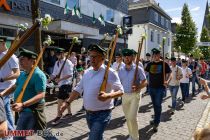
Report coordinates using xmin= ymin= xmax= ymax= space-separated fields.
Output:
xmin=190 ymin=100 xmax=210 ymax=140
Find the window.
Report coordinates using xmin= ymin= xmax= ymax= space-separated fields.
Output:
xmin=66 ymin=0 xmax=79 ymax=9
xmin=168 ymin=38 xmax=170 ymax=46
xmin=106 ymin=9 xmax=114 ymax=22
xmin=150 ymin=31 xmax=154 ymax=42
xmin=166 ymin=20 xmax=169 ymax=28
xmin=157 ymin=34 xmax=160 ymax=44
xmin=44 ymin=0 xmax=60 ymax=5
xmin=154 ymin=12 xmax=158 ymax=22
xmin=161 ymin=16 xmax=164 ymax=26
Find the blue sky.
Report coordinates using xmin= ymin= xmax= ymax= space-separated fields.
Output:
xmin=155 ymin=0 xmax=207 ymax=38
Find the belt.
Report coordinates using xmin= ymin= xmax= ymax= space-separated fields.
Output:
xmin=86 ymin=109 xmax=112 ymax=114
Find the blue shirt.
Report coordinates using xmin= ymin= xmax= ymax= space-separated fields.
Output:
xmin=14 ymin=67 xmax=46 ymax=111
xmin=118 ymin=63 xmax=146 ymax=94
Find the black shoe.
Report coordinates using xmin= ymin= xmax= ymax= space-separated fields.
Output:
xmin=150 ymin=120 xmax=154 ymax=125
xmin=169 ymin=110 xmax=175 ymax=115
xmin=52 ymin=116 xmax=62 ymax=125
xmin=153 ymin=125 xmax=158 ymax=132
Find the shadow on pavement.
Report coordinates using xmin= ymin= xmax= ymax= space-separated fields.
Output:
xmin=161 ymin=109 xmax=172 ymax=122
xmin=139 ymin=124 xmax=154 ymax=140
xmin=70 ymin=132 xmax=89 ymax=140
xmin=47 ymin=112 xmax=86 ymax=128
xmin=138 ymin=102 xmax=153 ymax=113
xmin=107 ymin=116 xmax=126 ymax=130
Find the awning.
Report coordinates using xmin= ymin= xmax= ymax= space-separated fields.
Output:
xmin=47 ymin=20 xmax=99 ymax=36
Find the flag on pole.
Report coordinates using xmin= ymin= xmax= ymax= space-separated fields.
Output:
xmin=72 ymin=5 xmax=82 ymax=18
xmin=98 ymin=14 xmax=105 ymax=26
xmin=64 ymin=1 xmax=70 ymax=14
xmin=92 ymin=12 xmax=96 ymax=24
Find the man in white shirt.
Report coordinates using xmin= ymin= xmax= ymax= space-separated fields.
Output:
xmin=50 ymin=48 xmax=74 ymax=125
xmin=0 ymin=37 xmax=20 ymax=132
xmin=168 ymin=57 xmax=183 ymax=115
xmin=180 ymin=59 xmax=192 ymax=103
xmin=60 ymin=44 xmax=124 ymax=140
xmin=112 ymin=52 xmax=125 ymax=106
xmin=112 ymin=53 xmax=125 ymax=71
xmin=118 ymin=49 xmax=147 ymax=140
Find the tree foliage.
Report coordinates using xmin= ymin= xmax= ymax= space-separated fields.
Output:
xmin=200 ymin=27 xmax=210 ymax=59
xmin=174 ymin=3 xmax=197 ymax=54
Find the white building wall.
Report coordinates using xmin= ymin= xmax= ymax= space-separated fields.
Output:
xmin=128 ymin=23 xmax=172 ymax=58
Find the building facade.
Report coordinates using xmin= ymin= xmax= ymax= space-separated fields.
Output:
xmin=128 ymin=0 xmax=172 ymax=58
xmin=0 ymin=0 xmax=128 ymax=52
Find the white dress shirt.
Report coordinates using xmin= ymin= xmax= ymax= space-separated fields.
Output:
xmin=180 ymin=67 xmax=192 ymax=83
xmin=0 ymin=50 xmax=19 ymax=90
xmin=112 ymin=61 xmax=125 ymax=71
xmin=118 ymin=63 xmax=146 ymax=94
xmin=52 ymin=58 xmax=73 ymax=87
xmin=74 ymin=64 xmax=124 ymax=111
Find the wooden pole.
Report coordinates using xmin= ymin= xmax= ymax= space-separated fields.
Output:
xmin=132 ymin=36 xmax=145 ymax=86
xmin=100 ymin=32 xmax=119 ymax=93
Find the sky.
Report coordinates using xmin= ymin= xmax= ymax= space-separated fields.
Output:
xmin=155 ymin=0 xmax=207 ymax=38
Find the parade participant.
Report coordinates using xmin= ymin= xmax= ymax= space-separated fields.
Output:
xmin=0 ymin=95 xmax=7 ymax=138
xmin=180 ymin=59 xmax=192 ymax=103
xmin=45 ymin=49 xmax=57 ymax=75
xmin=118 ymin=49 xmax=147 ymax=140
xmin=0 ymin=48 xmax=47 ymax=140
xmin=145 ymin=48 xmax=172 ymax=132
xmin=112 ymin=52 xmax=125 ymax=106
xmin=143 ymin=53 xmax=151 ymax=94
xmin=60 ymin=44 xmax=124 ymax=140
xmin=189 ymin=55 xmax=201 ymax=96
xmin=0 ymin=37 xmax=20 ymax=132
xmin=199 ymin=57 xmax=208 ymax=79
xmin=111 ymin=52 xmax=125 ymax=72
xmin=131 ymin=49 xmax=143 ymax=68
xmin=50 ymin=48 xmax=74 ymax=125
xmin=168 ymin=57 xmax=183 ymax=115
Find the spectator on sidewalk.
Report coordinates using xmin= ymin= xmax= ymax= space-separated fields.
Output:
xmin=145 ymin=48 xmax=172 ymax=132
xmin=118 ymin=49 xmax=147 ymax=140
xmin=60 ymin=44 xmax=124 ymax=140
xmin=199 ymin=78 xmax=210 ymax=100
xmin=194 ymin=125 xmax=210 ymax=140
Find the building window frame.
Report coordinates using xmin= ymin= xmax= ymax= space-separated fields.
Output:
xmin=157 ymin=33 xmax=160 ymax=44
xmin=161 ymin=16 xmax=164 ymax=26
xmin=154 ymin=11 xmax=158 ymax=23
xmin=150 ymin=30 xmax=154 ymax=42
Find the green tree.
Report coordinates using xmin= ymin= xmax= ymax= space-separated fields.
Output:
xmin=174 ymin=3 xmax=197 ymax=54
xmin=200 ymin=27 xmax=210 ymax=59
xmin=191 ymin=47 xmax=203 ymax=59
